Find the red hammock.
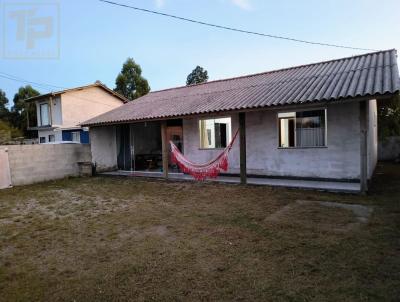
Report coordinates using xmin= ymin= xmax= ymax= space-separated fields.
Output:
xmin=170 ymin=129 xmax=239 ymax=181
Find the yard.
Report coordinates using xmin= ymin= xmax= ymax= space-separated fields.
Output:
xmin=0 ymin=164 xmax=399 ymax=301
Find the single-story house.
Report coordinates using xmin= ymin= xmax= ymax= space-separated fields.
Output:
xmin=25 ymin=82 xmax=127 ymax=144
xmin=82 ymin=49 xmax=400 ymax=192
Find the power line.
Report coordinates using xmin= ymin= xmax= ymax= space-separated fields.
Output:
xmin=0 ymin=72 xmax=118 ymax=108
xmin=0 ymin=72 xmax=66 ymax=91
xmin=99 ymin=0 xmax=378 ymax=52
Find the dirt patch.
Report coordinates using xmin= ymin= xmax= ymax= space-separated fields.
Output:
xmin=298 ymin=200 xmax=373 ymax=222
xmin=265 ymin=199 xmax=372 ymax=232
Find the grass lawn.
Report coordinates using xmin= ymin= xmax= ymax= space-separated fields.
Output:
xmin=0 ymin=163 xmax=399 ymax=301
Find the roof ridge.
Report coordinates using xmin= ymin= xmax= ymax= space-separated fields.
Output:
xmin=25 ymin=81 xmax=129 ymax=103
xmin=141 ymin=63 xmax=399 ymax=103
xmin=148 ymin=49 xmax=396 ymax=94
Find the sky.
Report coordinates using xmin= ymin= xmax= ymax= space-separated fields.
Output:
xmin=1 ymin=0 xmax=400 ymax=107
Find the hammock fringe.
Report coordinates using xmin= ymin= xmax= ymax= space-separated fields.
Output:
xmin=170 ymin=129 xmax=238 ymax=181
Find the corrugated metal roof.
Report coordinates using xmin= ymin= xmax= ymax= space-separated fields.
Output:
xmin=83 ymin=49 xmax=400 ymax=126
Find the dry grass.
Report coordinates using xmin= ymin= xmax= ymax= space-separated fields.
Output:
xmin=0 ymin=163 xmax=399 ymax=301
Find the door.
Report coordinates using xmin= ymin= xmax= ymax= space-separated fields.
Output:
xmin=116 ymin=124 xmax=132 ymax=171
xmin=167 ymin=125 xmax=183 ymax=171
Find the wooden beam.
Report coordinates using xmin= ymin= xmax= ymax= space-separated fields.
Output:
xmin=161 ymin=121 xmax=169 ymax=179
xmin=239 ymin=112 xmax=247 ymax=184
xmin=359 ymin=101 xmax=368 ymax=194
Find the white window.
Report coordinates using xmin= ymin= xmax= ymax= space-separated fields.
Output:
xmin=71 ymin=131 xmax=80 ymax=142
xmin=39 ymin=103 xmax=50 ymax=126
xmin=278 ymin=109 xmax=327 ymax=148
xmin=199 ymin=117 xmax=231 ymax=149
xmin=48 ymin=135 xmax=55 ymax=142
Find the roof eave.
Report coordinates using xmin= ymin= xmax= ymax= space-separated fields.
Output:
xmin=82 ymin=92 xmax=398 ymax=128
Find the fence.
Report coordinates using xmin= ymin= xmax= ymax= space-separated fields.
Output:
xmin=0 ymin=144 xmax=91 ymax=188
xmin=378 ymin=136 xmax=400 ymax=161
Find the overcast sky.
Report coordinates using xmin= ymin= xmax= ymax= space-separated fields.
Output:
xmin=1 ymin=0 xmax=399 ymax=106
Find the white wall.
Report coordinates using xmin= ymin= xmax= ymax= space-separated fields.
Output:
xmin=367 ymin=99 xmax=378 ymax=179
xmin=51 ymin=96 xmax=63 ymax=126
xmin=38 ymin=129 xmax=63 ymax=143
xmin=183 ymin=102 xmax=362 ymax=180
xmin=90 ymin=126 xmax=118 ymax=172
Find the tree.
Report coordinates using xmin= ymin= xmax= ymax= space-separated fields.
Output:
xmin=10 ymin=85 xmax=40 ymax=138
xmin=114 ymin=58 xmax=150 ymax=101
xmin=0 ymin=89 xmax=9 ymax=121
xmin=186 ymin=66 xmax=209 ymax=86
xmin=378 ymin=94 xmax=400 ymax=140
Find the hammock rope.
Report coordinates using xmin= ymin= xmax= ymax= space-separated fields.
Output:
xmin=170 ymin=129 xmax=239 ymax=180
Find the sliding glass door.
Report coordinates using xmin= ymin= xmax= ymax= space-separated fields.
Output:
xmin=116 ymin=124 xmax=132 ymax=171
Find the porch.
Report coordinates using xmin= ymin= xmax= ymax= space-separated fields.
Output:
xmin=100 ymin=170 xmax=361 ymax=193
xmin=90 ymin=100 xmax=373 ymax=194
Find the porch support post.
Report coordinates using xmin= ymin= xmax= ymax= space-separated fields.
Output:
xmin=359 ymin=101 xmax=368 ymax=194
xmin=239 ymin=112 xmax=247 ymax=184
xmin=161 ymin=121 xmax=169 ymax=179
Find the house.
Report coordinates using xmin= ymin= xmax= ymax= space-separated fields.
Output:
xmin=25 ymin=82 xmax=127 ymax=144
xmin=82 ymin=49 xmax=400 ymax=192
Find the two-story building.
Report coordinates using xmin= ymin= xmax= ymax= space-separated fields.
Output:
xmin=26 ymin=82 xmax=127 ymax=144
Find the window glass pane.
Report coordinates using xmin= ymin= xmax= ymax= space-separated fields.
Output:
xmin=295 ymin=110 xmax=325 ymax=147
xmin=48 ymin=135 xmax=55 ymax=142
xmin=279 ymin=117 xmax=295 ymax=147
xmin=40 ymin=103 xmax=49 ymax=126
xmin=71 ymin=132 xmax=80 ymax=142
xmin=199 ymin=117 xmax=231 ymax=149
xmin=39 ymin=137 xmax=46 ymax=144
xmin=279 ymin=110 xmax=326 ymax=148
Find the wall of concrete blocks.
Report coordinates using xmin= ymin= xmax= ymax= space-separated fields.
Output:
xmin=0 ymin=144 xmax=91 ymax=187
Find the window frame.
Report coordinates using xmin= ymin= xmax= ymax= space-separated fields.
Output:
xmin=39 ymin=137 xmax=46 ymax=144
xmin=39 ymin=102 xmax=50 ymax=126
xmin=198 ymin=116 xmax=232 ymax=150
xmin=277 ymin=108 xmax=328 ymax=149
xmin=71 ymin=131 xmax=81 ymax=143
xmin=48 ymin=134 xmax=55 ymax=142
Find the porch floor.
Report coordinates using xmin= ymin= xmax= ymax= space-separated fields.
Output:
xmin=100 ymin=170 xmax=361 ymax=193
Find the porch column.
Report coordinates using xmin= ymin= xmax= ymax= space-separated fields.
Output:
xmin=359 ymin=101 xmax=368 ymax=193
xmin=161 ymin=121 xmax=169 ymax=179
xmin=239 ymin=112 xmax=247 ymax=184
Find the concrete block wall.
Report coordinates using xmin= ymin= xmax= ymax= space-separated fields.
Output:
xmin=183 ymin=102 xmax=362 ymax=180
xmin=88 ymin=101 xmax=378 ymax=181
xmin=0 ymin=144 xmax=91 ymax=186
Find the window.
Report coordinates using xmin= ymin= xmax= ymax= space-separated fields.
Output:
xmin=48 ymin=135 xmax=55 ymax=142
xmin=199 ymin=117 xmax=231 ymax=149
xmin=278 ymin=109 xmax=326 ymax=148
xmin=39 ymin=103 xmax=50 ymax=126
xmin=39 ymin=137 xmax=46 ymax=144
xmin=71 ymin=131 xmax=80 ymax=142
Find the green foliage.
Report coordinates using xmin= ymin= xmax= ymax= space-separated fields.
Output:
xmin=378 ymin=93 xmax=400 ymax=140
xmin=9 ymin=85 xmax=40 ymax=138
xmin=114 ymin=58 xmax=150 ymax=101
xmin=0 ymin=120 xmax=22 ymax=144
xmin=0 ymin=89 xmax=9 ymax=121
xmin=186 ymin=66 xmax=209 ymax=86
